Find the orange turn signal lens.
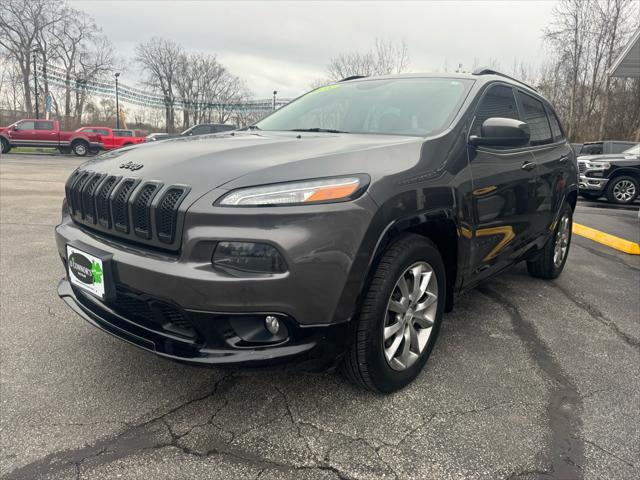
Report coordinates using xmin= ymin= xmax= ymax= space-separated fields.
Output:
xmin=304 ymin=183 xmax=359 ymax=202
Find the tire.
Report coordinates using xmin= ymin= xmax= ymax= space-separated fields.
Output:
xmin=527 ymin=202 xmax=572 ymax=279
xmin=605 ymin=175 xmax=639 ymax=205
xmin=342 ymin=234 xmax=446 ymax=393
xmin=71 ymin=141 xmax=89 ymax=157
xmin=580 ymin=192 xmax=600 ymax=201
xmin=1 ymin=137 xmax=10 ymax=154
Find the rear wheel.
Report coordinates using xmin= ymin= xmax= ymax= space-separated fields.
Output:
xmin=527 ymin=201 xmax=572 ymax=279
xmin=1 ymin=137 xmax=10 ymax=154
xmin=342 ymin=234 xmax=445 ymax=393
xmin=71 ymin=140 xmax=89 ymax=156
xmin=606 ymin=176 xmax=638 ymax=205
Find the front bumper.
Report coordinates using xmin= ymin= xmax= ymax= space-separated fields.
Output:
xmin=58 ymin=278 xmax=350 ymax=369
xmin=579 ymin=175 xmax=609 ymax=192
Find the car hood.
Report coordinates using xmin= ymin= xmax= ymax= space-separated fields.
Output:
xmin=577 ymin=153 xmax=639 ymax=162
xmin=78 ymin=131 xmax=423 ymax=197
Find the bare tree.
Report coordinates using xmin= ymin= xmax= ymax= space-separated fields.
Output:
xmin=135 ymin=37 xmax=183 ymax=132
xmin=0 ymin=0 xmax=64 ymax=115
xmin=326 ymin=38 xmax=409 ymax=81
xmin=540 ymin=0 xmax=639 ymax=141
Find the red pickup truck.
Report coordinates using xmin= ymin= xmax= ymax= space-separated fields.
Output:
xmin=76 ymin=127 xmax=146 ymax=150
xmin=0 ymin=119 xmax=103 ymax=156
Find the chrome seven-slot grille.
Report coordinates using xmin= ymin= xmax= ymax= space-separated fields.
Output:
xmin=578 ymin=161 xmax=586 ymax=174
xmin=65 ymin=170 xmax=189 ymax=248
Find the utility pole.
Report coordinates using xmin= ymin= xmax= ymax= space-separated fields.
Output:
xmin=272 ymin=90 xmax=278 ymax=111
xmin=33 ymin=49 xmax=40 ymax=118
xmin=115 ymin=72 xmax=120 ymax=129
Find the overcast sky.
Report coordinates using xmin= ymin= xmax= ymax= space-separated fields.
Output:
xmin=71 ymin=0 xmax=557 ymax=99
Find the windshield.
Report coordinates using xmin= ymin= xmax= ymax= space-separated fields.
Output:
xmin=623 ymin=144 xmax=640 ymax=155
xmin=256 ymin=77 xmax=474 ymax=137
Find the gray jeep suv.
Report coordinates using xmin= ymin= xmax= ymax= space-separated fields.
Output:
xmin=56 ymin=70 xmax=578 ymax=393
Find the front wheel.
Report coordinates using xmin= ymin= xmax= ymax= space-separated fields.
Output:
xmin=342 ymin=234 xmax=446 ymax=393
xmin=606 ymin=176 xmax=639 ymax=205
xmin=1 ymin=137 xmax=10 ymax=154
xmin=527 ymin=202 xmax=573 ymax=279
xmin=71 ymin=141 xmax=89 ymax=156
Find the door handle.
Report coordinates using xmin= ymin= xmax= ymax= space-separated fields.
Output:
xmin=559 ymin=155 xmax=569 ymax=163
xmin=521 ymin=161 xmax=536 ymax=171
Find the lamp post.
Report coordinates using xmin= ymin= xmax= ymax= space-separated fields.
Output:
xmin=272 ymin=90 xmax=278 ymax=111
xmin=32 ymin=48 xmax=40 ymax=118
xmin=115 ymin=72 xmax=120 ymax=129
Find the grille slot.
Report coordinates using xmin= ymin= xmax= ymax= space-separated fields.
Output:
xmin=132 ymin=183 xmax=161 ymax=239
xmin=70 ymin=172 xmax=91 ymax=217
xmin=65 ymin=170 xmax=81 ymax=215
xmin=111 ymin=179 xmax=138 ymax=233
xmin=156 ymin=187 xmax=187 ymax=244
xmin=81 ymin=174 xmax=104 ymax=223
xmin=96 ymin=176 xmax=120 ymax=228
xmin=578 ymin=162 xmax=586 ymax=174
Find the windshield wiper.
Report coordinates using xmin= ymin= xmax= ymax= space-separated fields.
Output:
xmin=286 ymin=128 xmax=349 ymax=134
xmin=245 ymin=125 xmax=261 ymax=131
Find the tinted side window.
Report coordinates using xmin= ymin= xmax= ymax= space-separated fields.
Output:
xmin=472 ymin=85 xmax=519 ymax=136
xmin=546 ymin=108 xmax=564 ymax=141
xmin=16 ymin=121 xmax=35 ymax=130
xmin=581 ymin=144 xmax=602 ymax=155
xmin=519 ymin=92 xmax=552 ymax=146
xmin=35 ymin=121 xmax=54 ymax=130
xmin=192 ymin=126 xmax=210 ymax=135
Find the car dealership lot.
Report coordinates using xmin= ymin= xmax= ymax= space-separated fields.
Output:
xmin=1 ymin=154 xmax=638 ymax=480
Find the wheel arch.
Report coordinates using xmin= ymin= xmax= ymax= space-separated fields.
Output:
xmin=359 ymin=210 xmax=460 ymax=315
xmin=608 ymin=168 xmax=640 ymax=181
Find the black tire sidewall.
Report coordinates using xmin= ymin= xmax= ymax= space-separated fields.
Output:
xmin=607 ymin=176 xmax=639 ymax=204
xmin=364 ymin=238 xmax=446 ymax=393
xmin=0 ymin=137 xmax=9 ymax=153
xmin=551 ymin=202 xmax=573 ymax=276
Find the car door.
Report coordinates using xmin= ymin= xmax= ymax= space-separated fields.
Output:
xmin=9 ymin=120 xmax=36 ymax=146
xmin=34 ymin=120 xmax=58 ymax=146
xmin=517 ymin=93 xmax=572 ymax=242
xmin=465 ymin=84 xmax=539 ymax=285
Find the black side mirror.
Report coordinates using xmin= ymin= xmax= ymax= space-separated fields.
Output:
xmin=469 ymin=117 xmax=530 ymax=147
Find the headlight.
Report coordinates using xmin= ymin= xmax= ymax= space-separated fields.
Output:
xmin=586 ymin=161 xmax=610 ymax=170
xmin=218 ymin=176 xmax=367 ymax=206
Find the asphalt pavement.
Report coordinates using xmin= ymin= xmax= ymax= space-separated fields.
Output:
xmin=1 ymin=153 xmax=638 ymax=480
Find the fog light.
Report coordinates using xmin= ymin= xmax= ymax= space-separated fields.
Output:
xmin=265 ymin=315 xmax=280 ymax=334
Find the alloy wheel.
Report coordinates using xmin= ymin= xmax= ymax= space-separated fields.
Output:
xmin=383 ymin=261 xmax=438 ymax=371
xmin=553 ymin=212 xmax=570 ymax=267
xmin=612 ymin=180 xmax=636 ymax=202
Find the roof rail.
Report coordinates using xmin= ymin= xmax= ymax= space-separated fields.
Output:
xmin=472 ymin=67 xmax=538 ymax=92
xmin=339 ymin=75 xmax=367 ymax=82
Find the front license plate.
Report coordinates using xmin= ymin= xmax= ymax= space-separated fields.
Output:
xmin=67 ymin=245 xmax=106 ymax=300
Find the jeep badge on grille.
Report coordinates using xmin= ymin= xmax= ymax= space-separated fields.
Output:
xmin=120 ymin=161 xmax=143 ymax=171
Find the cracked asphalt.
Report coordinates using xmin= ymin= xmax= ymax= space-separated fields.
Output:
xmin=1 ymin=153 xmax=639 ymax=480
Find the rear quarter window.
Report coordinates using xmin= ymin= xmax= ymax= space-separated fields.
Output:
xmin=546 ymin=108 xmax=564 ymax=142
